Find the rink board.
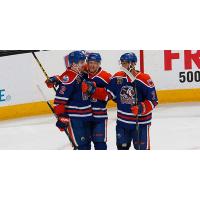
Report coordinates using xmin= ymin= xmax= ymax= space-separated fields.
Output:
xmin=1 ymin=88 xmax=200 ymax=120
xmin=1 ymin=50 xmax=200 ymax=120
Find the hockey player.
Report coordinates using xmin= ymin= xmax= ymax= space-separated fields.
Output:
xmin=45 ymin=51 xmax=111 ymax=150
xmin=45 ymin=51 xmax=89 ymax=89
xmin=82 ymin=53 xmax=112 ymax=150
xmin=51 ymin=51 xmax=94 ymax=150
xmin=82 ymin=52 xmax=158 ymax=150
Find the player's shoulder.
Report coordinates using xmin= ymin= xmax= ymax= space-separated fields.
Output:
xmin=136 ymin=72 xmax=154 ymax=87
xmin=59 ymin=69 xmax=78 ymax=85
xmin=98 ymin=69 xmax=112 ymax=83
xmin=112 ymin=71 xmax=126 ymax=79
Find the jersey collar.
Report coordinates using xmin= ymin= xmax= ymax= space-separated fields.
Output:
xmin=126 ymin=71 xmax=141 ymax=82
xmin=88 ymin=67 xmax=102 ymax=79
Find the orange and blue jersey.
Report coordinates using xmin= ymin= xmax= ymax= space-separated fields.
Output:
xmin=106 ymin=71 xmax=158 ymax=128
xmin=86 ymin=67 xmax=112 ymax=121
xmin=54 ymin=69 xmax=93 ymax=121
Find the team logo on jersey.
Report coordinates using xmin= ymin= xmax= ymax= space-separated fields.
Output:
xmin=117 ymin=78 xmax=123 ymax=85
xmin=62 ymin=75 xmax=69 ymax=82
xmin=120 ymin=85 xmax=135 ymax=104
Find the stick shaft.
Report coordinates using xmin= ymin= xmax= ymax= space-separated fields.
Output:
xmin=33 ymin=53 xmax=77 ymax=149
xmin=32 ymin=52 xmax=57 ymax=92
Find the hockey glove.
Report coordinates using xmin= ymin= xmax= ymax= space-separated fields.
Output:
xmin=56 ymin=115 xmax=70 ymax=131
xmin=45 ymin=76 xmax=61 ymax=88
xmin=81 ymin=80 xmax=96 ymax=95
xmin=131 ymin=103 xmax=145 ymax=115
xmin=54 ymin=104 xmax=69 ymax=131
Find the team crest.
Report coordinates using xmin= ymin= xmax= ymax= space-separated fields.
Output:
xmin=120 ymin=85 xmax=135 ymax=104
xmin=62 ymin=75 xmax=69 ymax=82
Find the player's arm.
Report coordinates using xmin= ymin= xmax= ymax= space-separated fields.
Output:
xmin=104 ymin=76 xmax=117 ymax=101
xmin=81 ymin=73 xmax=115 ymax=101
xmin=45 ymin=71 xmax=68 ymax=88
xmin=131 ymin=77 xmax=158 ymax=116
xmin=92 ymin=72 xmax=113 ymax=101
xmin=45 ymin=75 xmax=61 ymax=88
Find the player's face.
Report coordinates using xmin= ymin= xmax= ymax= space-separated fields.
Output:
xmin=121 ymin=61 xmax=136 ymax=71
xmin=88 ymin=61 xmax=100 ymax=74
xmin=72 ymin=60 xmax=86 ymax=73
xmin=78 ymin=60 xmax=86 ymax=69
xmin=121 ymin=61 xmax=131 ymax=69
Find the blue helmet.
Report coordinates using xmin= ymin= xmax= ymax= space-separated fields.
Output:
xmin=68 ymin=51 xmax=86 ymax=65
xmin=120 ymin=52 xmax=137 ymax=63
xmin=87 ymin=53 xmax=101 ymax=62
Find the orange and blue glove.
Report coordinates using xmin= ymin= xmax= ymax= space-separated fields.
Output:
xmin=54 ymin=104 xmax=69 ymax=131
xmin=56 ymin=115 xmax=70 ymax=131
xmin=82 ymin=80 xmax=96 ymax=95
xmin=131 ymin=103 xmax=145 ymax=115
xmin=45 ymin=76 xmax=61 ymax=88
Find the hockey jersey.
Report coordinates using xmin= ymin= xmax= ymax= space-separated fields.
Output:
xmin=93 ymin=71 xmax=158 ymax=129
xmin=86 ymin=68 xmax=112 ymax=121
xmin=54 ymin=69 xmax=93 ymax=121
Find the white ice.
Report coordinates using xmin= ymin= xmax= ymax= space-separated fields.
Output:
xmin=0 ymin=102 xmax=200 ymax=150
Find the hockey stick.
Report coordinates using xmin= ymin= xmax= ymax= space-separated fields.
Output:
xmin=120 ymin=66 xmax=140 ymax=150
xmin=32 ymin=52 xmax=77 ymax=150
xmin=36 ymin=85 xmax=78 ymax=150
xmin=32 ymin=52 xmax=56 ymax=93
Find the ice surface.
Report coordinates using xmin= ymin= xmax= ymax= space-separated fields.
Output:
xmin=0 ymin=102 xmax=200 ymax=150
